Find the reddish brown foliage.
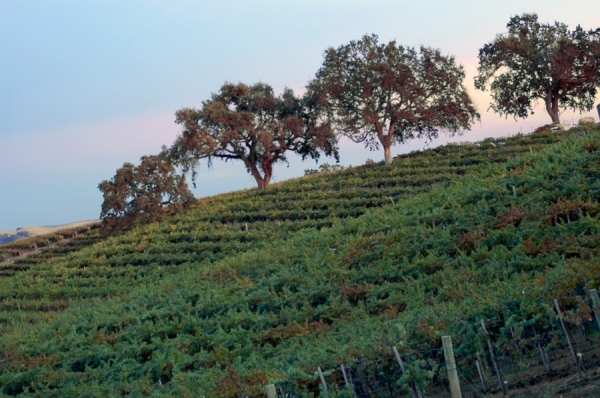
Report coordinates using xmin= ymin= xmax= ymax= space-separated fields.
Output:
xmin=170 ymin=83 xmax=338 ymax=190
xmin=209 ymin=367 xmax=269 ymax=398
xmin=93 ymin=331 xmax=117 ymax=346
xmin=257 ymin=320 xmax=331 ymax=348
xmin=496 ymin=206 xmax=526 ymax=228
xmin=534 ymin=124 xmax=554 ymax=133
xmin=98 ymin=153 xmax=194 ymax=234
xmin=582 ymin=138 xmax=600 ymax=153
xmin=475 ymin=14 xmax=600 ymax=124
xmin=340 ymin=284 xmax=371 ymax=304
xmin=560 ymin=296 xmax=593 ymax=326
xmin=457 ymin=229 xmax=485 ymax=253
xmin=546 ymin=198 xmax=599 ymax=225
xmin=309 ymin=34 xmax=479 ymax=164
xmin=522 ymin=237 xmax=559 ymax=257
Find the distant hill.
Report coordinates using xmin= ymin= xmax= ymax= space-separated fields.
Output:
xmin=0 ymin=230 xmax=31 ymax=245
xmin=0 ymin=220 xmax=98 ymax=245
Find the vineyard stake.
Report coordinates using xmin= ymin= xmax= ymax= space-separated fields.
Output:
xmin=393 ymin=346 xmax=420 ymax=398
xmin=532 ymin=325 xmax=551 ymax=371
xmin=345 ymin=364 xmax=354 ymax=387
xmin=475 ymin=360 xmax=488 ymax=393
xmin=589 ymin=289 xmax=600 ymax=331
xmin=441 ymin=336 xmax=462 ymax=398
xmin=340 ymin=364 xmax=349 ymax=387
xmin=554 ymin=299 xmax=582 ymax=369
xmin=317 ymin=367 xmax=328 ymax=396
xmin=508 ymin=326 xmax=525 ymax=384
xmin=577 ymin=324 xmax=589 ymax=350
xmin=480 ymin=319 xmax=508 ymax=396
xmin=265 ymin=384 xmax=277 ymax=398
xmin=509 ymin=326 xmax=522 ymax=356
xmin=539 ymin=343 xmax=551 ymax=372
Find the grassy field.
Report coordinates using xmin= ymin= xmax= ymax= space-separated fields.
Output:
xmin=1 ymin=129 xmax=600 ymax=396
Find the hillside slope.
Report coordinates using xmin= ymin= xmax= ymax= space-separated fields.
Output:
xmin=0 ymin=221 xmax=98 ymax=245
xmin=1 ymin=130 xmax=600 ymax=396
xmin=0 ymin=132 xmax=561 ymax=272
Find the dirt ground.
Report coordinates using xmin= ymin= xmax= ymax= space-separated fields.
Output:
xmin=491 ymin=367 xmax=600 ymax=397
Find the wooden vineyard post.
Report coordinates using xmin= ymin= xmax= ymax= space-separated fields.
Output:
xmin=589 ymin=289 xmax=600 ymax=331
xmin=265 ymin=384 xmax=277 ymax=398
xmin=393 ymin=346 xmax=421 ymax=398
xmin=317 ymin=367 xmax=328 ymax=396
xmin=481 ymin=319 xmax=508 ymax=396
xmin=441 ymin=336 xmax=462 ymax=398
xmin=554 ymin=299 xmax=582 ymax=369
xmin=475 ymin=360 xmax=488 ymax=393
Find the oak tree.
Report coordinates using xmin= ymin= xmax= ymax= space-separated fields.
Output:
xmin=170 ymin=83 xmax=338 ymax=190
xmin=475 ymin=13 xmax=600 ymax=124
xmin=308 ymin=34 xmax=479 ymax=164
xmin=98 ymin=153 xmax=194 ymax=233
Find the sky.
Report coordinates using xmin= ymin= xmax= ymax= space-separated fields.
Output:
xmin=1 ymin=0 xmax=599 ymax=230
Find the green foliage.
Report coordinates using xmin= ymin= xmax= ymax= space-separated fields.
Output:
xmin=1 ymin=130 xmax=599 ymax=395
xmin=304 ymin=163 xmax=346 ymax=175
xmin=0 ymin=225 xmax=103 ymax=277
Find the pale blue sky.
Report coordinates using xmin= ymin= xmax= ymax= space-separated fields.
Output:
xmin=1 ymin=0 xmax=598 ymax=229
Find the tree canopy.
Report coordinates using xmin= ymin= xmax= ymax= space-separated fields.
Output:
xmin=98 ymin=153 xmax=194 ymax=233
xmin=169 ymin=83 xmax=338 ymax=190
xmin=475 ymin=13 xmax=600 ymax=124
xmin=308 ymin=34 xmax=479 ymax=164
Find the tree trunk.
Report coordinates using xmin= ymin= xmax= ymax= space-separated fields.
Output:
xmin=380 ymin=124 xmax=394 ymax=165
xmin=256 ymin=178 xmax=268 ymax=190
xmin=545 ymin=92 xmax=560 ymax=124
xmin=250 ymin=163 xmax=273 ymax=191
xmin=247 ymin=164 xmax=268 ymax=191
xmin=260 ymin=163 xmax=273 ymax=190
xmin=384 ymin=144 xmax=392 ymax=165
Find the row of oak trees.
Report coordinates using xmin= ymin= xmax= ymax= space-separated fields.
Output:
xmin=98 ymin=13 xmax=600 ymax=232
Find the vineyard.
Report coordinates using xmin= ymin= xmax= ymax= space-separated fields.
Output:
xmin=2 ymin=128 xmax=600 ymax=396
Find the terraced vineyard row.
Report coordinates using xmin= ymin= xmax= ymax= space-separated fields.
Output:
xmin=0 ymin=133 xmax=563 ymax=306
xmin=0 ymin=224 xmax=102 ymax=276
xmin=1 ymin=130 xmax=586 ymax=396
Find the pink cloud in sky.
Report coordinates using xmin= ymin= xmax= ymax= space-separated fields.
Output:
xmin=290 ymin=56 xmax=599 ymax=153
xmin=1 ymin=111 xmax=180 ymax=178
xmin=459 ymin=58 xmax=600 ymax=138
xmin=2 ymin=61 xmax=597 ymax=193
xmin=3 ymin=65 xmax=597 ymax=185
